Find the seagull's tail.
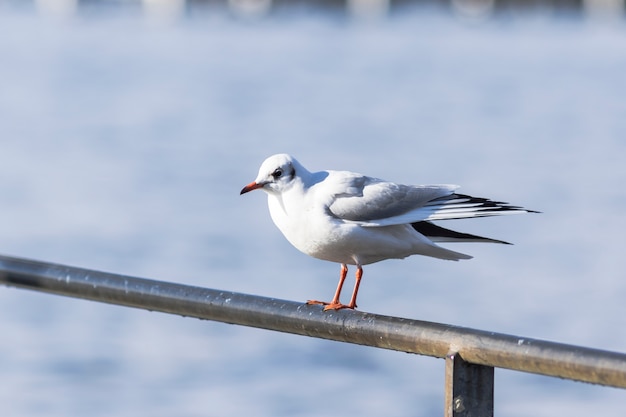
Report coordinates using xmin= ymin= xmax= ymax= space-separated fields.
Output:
xmin=413 ymin=241 xmax=473 ymax=261
xmin=408 ymin=223 xmax=473 ymax=261
xmin=410 ymin=220 xmax=520 ymax=261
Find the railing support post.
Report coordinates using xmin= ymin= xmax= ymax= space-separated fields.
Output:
xmin=445 ymin=351 xmax=494 ymax=417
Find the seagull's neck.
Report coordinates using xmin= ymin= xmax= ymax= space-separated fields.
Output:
xmin=267 ymin=173 xmax=311 ymax=218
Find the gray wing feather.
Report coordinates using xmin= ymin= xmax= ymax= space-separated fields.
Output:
xmin=326 ymin=174 xmax=458 ymax=223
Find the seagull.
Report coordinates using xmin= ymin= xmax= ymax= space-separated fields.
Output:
xmin=240 ymin=154 xmax=537 ymax=311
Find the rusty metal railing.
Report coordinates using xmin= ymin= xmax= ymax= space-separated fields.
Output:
xmin=1 ymin=254 xmax=625 ymax=416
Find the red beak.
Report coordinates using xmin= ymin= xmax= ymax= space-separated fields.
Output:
xmin=240 ymin=181 xmax=265 ymax=195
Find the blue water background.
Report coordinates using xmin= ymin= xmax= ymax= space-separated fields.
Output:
xmin=1 ymin=6 xmax=626 ymax=416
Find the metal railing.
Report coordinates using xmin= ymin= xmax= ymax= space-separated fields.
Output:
xmin=1 ymin=254 xmax=625 ymax=416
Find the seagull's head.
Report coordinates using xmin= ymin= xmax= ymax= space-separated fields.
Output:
xmin=240 ymin=153 xmax=300 ymax=195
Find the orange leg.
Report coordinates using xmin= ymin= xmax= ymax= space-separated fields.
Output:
xmin=307 ymin=264 xmax=363 ymax=311
xmin=307 ymin=264 xmax=348 ymax=309
xmin=346 ymin=265 xmax=363 ymax=310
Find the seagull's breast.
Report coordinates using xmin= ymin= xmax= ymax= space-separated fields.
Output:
xmin=267 ymin=187 xmax=340 ymax=258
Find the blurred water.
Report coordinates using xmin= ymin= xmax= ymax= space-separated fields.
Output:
xmin=1 ymin=6 xmax=626 ymax=417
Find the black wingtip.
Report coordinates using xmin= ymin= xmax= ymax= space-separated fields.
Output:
xmin=431 ymin=193 xmax=541 ymax=217
xmin=412 ymin=221 xmax=512 ymax=245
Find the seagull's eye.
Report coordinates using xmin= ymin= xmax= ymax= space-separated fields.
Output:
xmin=271 ymin=168 xmax=283 ymax=179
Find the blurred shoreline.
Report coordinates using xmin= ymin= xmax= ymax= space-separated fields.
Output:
xmin=3 ymin=0 xmax=625 ymax=22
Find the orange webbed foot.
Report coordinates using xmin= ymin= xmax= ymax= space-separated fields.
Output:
xmin=323 ymin=302 xmax=355 ymax=311
xmin=306 ymin=300 xmax=329 ymax=306
xmin=306 ymin=300 xmax=356 ymax=311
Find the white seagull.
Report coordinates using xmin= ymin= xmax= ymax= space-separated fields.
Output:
xmin=241 ymin=154 xmax=537 ymax=311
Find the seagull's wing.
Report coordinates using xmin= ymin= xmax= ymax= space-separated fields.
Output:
xmin=325 ymin=172 xmax=535 ymax=227
xmin=325 ymin=172 xmax=457 ymax=225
